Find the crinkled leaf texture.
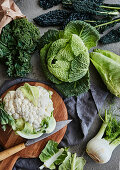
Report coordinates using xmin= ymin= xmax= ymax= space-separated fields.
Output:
xmin=39 ymin=21 xmax=99 ymax=97
xmin=0 ymin=18 xmax=40 ymax=77
xmin=55 ymin=71 xmax=90 ymax=97
xmin=90 ymin=49 xmax=120 ymax=97
xmin=64 ymin=20 xmax=100 ymax=50
xmin=47 ymin=34 xmax=89 ymax=82
xmin=39 ymin=29 xmax=63 ymax=49
xmin=40 ymin=42 xmax=90 ymax=97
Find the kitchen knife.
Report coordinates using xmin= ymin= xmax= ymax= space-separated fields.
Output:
xmin=0 ymin=120 xmax=72 ymax=161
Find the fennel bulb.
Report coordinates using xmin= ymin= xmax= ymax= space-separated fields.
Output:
xmin=86 ymin=110 xmax=120 ymax=164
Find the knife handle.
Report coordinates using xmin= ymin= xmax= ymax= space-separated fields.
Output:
xmin=0 ymin=143 xmax=25 ymax=161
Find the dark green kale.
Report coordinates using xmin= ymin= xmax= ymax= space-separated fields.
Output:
xmin=39 ymin=0 xmax=61 ymax=9
xmin=72 ymin=0 xmax=119 ymax=16
xmin=0 ymin=41 xmax=10 ymax=60
xmin=34 ymin=10 xmax=71 ymax=27
xmin=100 ymin=27 xmax=120 ymax=44
xmin=62 ymin=0 xmax=104 ymax=9
xmin=95 ymin=17 xmax=120 ymax=33
xmin=102 ymin=3 xmax=120 ymax=10
xmin=62 ymin=0 xmax=73 ymax=10
xmin=0 ymin=18 xmax=40 ymax=77
xmin=61 ymin=12 xmax=94 ymax=29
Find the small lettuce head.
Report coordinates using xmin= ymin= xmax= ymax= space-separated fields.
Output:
xmin=90 ymin=49 xmax=120 ymax=97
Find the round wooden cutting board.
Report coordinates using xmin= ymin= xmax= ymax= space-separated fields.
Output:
xmin=0 ymin=82 xmax=68 ymax=170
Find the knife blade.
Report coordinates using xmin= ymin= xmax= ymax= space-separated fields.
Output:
xmin=25 ymin=120 xmax=72 ymax=146
xmin=0 ymin=120 xmax=72 ymax=161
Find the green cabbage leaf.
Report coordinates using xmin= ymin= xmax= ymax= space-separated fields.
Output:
xmin=59 ymin=153 xmax=86 ymax=170
xmin=63 ymin=20 xmax=100 ymax=50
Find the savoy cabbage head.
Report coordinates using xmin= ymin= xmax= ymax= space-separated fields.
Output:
xmin=40 ymin=20 xmax=100 ymax=97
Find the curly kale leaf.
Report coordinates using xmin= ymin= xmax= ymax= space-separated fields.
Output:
xmin=0 ymin=24 xmax=16 ymax=49
xmin=12 ymin=18 xmax=40 ymax=52
xmin=55 ymin=71 xmax=90 ymax=97
xmin=5 ymin=50 xmax=32 ymax=77
xmin=0 ymin=41 xmax=10 ymax=60
xmin=39 ymin=0 xmax=62 ymax=9
xmin=0 ymin=18 xmax=40 ymax=77
xmin=100 ymin=27 xmax=120 ymax=44
xmin=34 ymin=10 xmax=71 ymax=27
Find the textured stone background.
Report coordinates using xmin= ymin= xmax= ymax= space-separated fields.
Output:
xmin=0 ymin=0 xmax=120 ymax=170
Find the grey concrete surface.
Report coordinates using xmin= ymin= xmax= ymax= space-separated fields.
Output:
xmin=0 ymin=0 xmax=120 ymax=170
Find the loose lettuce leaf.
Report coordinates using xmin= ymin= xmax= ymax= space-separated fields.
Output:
xmin=20 ymin=83 xmax=39 ymax=106
xmin=90 ymin=49 xmax=120 ymax=97
xmin=64 ymin=20 xmax=100 ymax=50
xmin=55 ymin=71 xmax=90 ymax=97
xmin=39 ymin=140 xmax=68 ymax=169
xmin=39 ymin=140 xmax=86 ymax=170
xmin=59 ymin=153 xmax=86 ymax=170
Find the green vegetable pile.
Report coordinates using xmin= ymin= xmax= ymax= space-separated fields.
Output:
xmin=39 ymin=140 xmax=86 ymax=169
xmin=0 ymin=18 xmax=40 ymax=77
xmin=40 ymin=20 xmax=99 ymax=97
xmin=35 ymin=0 xmax=120 ymax=44
xmin=90 ymin=49 xmax=120 ymax=98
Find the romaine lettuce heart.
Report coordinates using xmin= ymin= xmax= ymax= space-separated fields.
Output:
xmin=90 ymin=49 xmax=120 ymax=97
